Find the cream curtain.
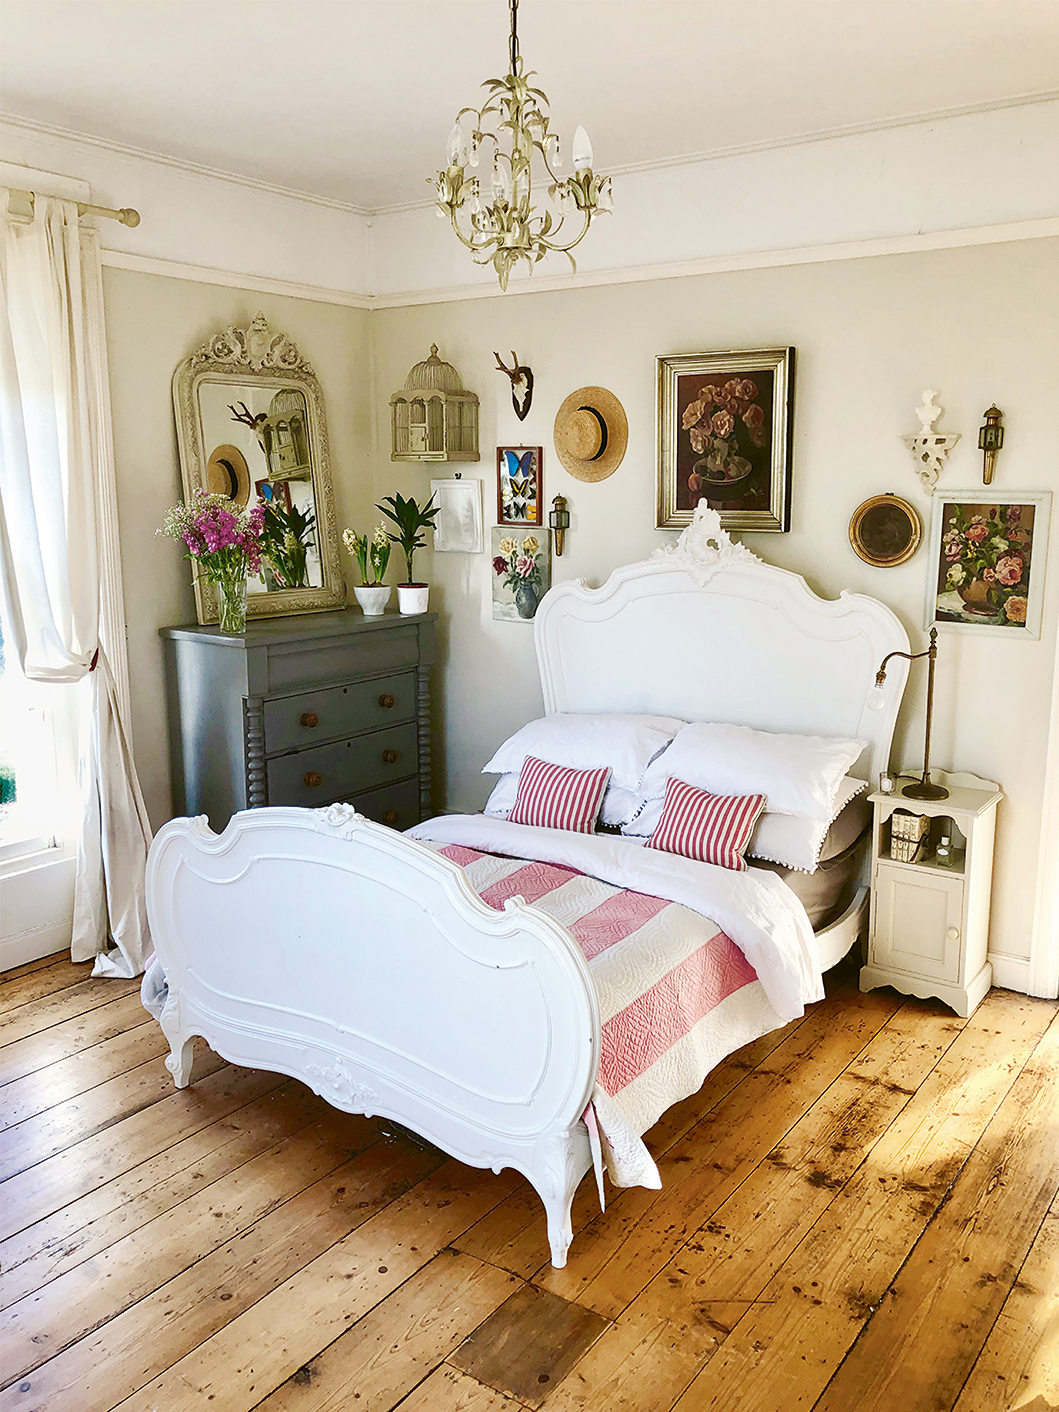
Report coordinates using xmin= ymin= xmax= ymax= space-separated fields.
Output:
xmin=0 ymin=190 xmax=152 ymax=977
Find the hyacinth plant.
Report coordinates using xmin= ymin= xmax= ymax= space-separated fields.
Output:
xmin=342 ymin=525 xmax=392 ymax=585
xmin=261 ymin=498 xmax=317 ymax=589
xmin=159 ymin=490 xmax=265 ymax=633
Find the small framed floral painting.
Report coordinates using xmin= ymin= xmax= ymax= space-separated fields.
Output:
xmin=491 ymin=526 xmax=550 ymax=622
xmin=656 ymin=347 xmax=794 ymax=532
xmin=497 ymin=446 xmax=543 ymax=526
xmin=928 ymin=490 xmax=1051 ymax=638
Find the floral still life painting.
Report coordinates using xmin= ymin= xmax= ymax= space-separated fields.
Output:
xmin=491 ymin=527 xmax=550 ymax=621
xmin=656 ymin=348 xmax=793 ymax=533
xmin=929 ymin=492 xmax=1051 ymax=639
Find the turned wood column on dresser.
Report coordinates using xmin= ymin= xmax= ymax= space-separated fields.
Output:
xmin=161 ymin=610 xmax=437 ymax=832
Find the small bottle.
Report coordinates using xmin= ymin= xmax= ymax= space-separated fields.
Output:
xmin=935 ymin=833 xmax=955 ymax=867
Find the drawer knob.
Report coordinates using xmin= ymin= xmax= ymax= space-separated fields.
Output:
xmin=946 ymin=926 xmax=961 ymax=942
xmin=379 ymin=693 xmax=396 ymax=709
xmin=304 ymin=771 xmax=323 ymax=788
xmin=382 ymin=749 xmax=399 ymax=765
xmin=300 ymin=712 xmax=319 ymax=729
xmin=382 ymin=809 xmax=399 ymax=826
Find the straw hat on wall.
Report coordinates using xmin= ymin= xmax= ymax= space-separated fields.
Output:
xmin=553 ymin=387 xmax=628 ymax=481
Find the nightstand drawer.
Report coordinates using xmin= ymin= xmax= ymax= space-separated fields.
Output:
xmin=871 ymin=865 xmax=964 ymax=983
xmin=266 ymin=723 xmax=418 ymax=806
xmin=263 ymin=672 xmax=415 ymax=753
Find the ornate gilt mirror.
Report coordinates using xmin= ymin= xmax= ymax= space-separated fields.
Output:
xmin=172 ymin=315 xmax=345 ymax=622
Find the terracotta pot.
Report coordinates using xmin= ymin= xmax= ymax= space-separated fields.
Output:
xmin=957 ymin=578 xmax=997 ymax=616
xmin=353 ymin=584 xmax=391 ymax=616
xmin=397 ymin=583 xmax=429 ymax=615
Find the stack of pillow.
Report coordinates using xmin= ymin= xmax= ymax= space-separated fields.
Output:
xmin=483 ymin=713 xmax=868 ymax=875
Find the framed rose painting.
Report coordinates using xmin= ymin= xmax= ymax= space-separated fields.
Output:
xmin=656 ymin=347 xmax=794 ymax=532
xmin=928 ymin=490 xmax=1051 ymax=639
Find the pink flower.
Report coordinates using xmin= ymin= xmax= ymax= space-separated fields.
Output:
xmin=698 ymin=384 xmax=720 ymax=405
xmin=983 ymin=565 xmax=996 ymax=583
xmin=1006 ymin=505 xmax=1022 ymax=526
xmin=682 ymin=400 xmax=705 ymax=430
xmin=1005 ymin=595 xmax=1028 ymax=623
xmin=944 ymin=540 xmax=962 ymax=562
xmin=516 ymin=555 xmax=535 ymax=578
xmin=711 ymin=409 xmax=735 ymax=438
xmin=965 ymin=521 xmax=990 ymax=544
xmin=995 ymin=555 xmax=1023 ymax=587
xmin=736 ymin=379 xmax=758 ymax=401
xmin=689 ymin=428 xmax=706 ymax=455
xmin=743 ymin=403 xmax=764 ymax=429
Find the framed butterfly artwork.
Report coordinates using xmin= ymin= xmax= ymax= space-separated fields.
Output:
xmin=497 ymin=445 xmax=543 ymax=526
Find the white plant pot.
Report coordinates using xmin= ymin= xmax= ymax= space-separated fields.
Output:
xmin=353 ymin=584 xmax=392 ymax=616
xmin=397 ymin=583 xmax=429 ymax=615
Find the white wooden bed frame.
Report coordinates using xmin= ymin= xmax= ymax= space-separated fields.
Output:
xmin=146 ymin=509 xmax=909 ymax=1266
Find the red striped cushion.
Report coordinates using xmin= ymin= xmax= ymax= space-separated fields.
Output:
xmin=646 ymin=777 xmax=766 ymax=869
xmin=508 ymin=756 xmax=611 ymax=834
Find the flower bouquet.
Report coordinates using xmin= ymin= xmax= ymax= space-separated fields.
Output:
xmin=159 ymin=491 xmax=265 ymax=633
xmin=682 ymin=377 xmax=767 ymax=494
xmin=942 ymin=504 xmax=1031 ymax=624
xmin=493 ymin=533 xmax=543 ymax=619
xmin=343 ymin=525 xmax=393 ymax=615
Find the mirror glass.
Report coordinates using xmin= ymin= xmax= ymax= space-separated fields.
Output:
xmin=173 ymin=317 xmax=345 ymax=622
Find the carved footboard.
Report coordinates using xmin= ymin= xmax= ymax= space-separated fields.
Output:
xmin=145 ymin=804 xmax=600 ymax=1266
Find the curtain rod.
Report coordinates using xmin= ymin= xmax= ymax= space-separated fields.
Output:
xmin=8 ymin=188 xmax=141 ymax=228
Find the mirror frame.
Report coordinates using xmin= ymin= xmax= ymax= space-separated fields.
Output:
xmin=172 ymin=315 xmax=346 ymax=622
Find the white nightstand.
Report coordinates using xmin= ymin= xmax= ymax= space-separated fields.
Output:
xmin=860 ymin=770 xmax=1002 ymax=1018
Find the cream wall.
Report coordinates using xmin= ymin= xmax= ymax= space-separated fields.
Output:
xmin=370 ymin=237 xmax=1059 ymax=981
xmin=101 ymin=267 xmax=374 ymax=827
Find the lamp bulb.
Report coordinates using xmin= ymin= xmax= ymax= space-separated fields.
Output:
xmin=866 ymin=684 xmax=885 ymax=712
xmin=571 ymin=125 xmax=594 ymax=170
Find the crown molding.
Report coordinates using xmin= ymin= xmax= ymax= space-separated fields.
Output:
xmin=7 ymin=92 xmax=1056 ymax=220
xmin=366 ymin=218 xmax=1059 ymax=309
xmin=100 ymin=248 xmax=374 ymax=309
xmin=0 ymin=112 xmax=371 ymax=216
xmin=99 ymin=217 xmax=1059 ymax=312
xmin=365 ymin=91 xmax=1059 ymax=217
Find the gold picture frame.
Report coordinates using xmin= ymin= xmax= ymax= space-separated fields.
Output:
xmin=656 ymin=347 xmax=794 ymax=532
xmin=849 ymin=494 xmax=923 ymax=568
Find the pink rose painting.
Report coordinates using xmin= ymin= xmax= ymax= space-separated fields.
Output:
xmin=934 ymin=499 xmax=1042 ymax=632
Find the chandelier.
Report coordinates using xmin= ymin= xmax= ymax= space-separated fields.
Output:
xmin=433 ymin=0 xmax=613 ymax=290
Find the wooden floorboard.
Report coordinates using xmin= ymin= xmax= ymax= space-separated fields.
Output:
xmin=0 ymin=960 xmax=1055 ymax=1412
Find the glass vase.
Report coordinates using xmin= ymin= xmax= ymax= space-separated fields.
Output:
xmin=216 ymin=572 xmax=248 ymax=634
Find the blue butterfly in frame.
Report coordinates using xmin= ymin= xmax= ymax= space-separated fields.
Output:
xmin=501 ymin=448 xmax=538 ymax=521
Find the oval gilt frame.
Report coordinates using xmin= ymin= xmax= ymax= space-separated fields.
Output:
xmin=849 ymin=494 xmax=922 ymax=568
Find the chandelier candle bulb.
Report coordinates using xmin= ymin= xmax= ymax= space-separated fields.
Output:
xmin=571 ymin=125 xmax=594 ymax=169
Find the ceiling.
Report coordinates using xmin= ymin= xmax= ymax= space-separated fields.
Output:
xmin=2 ymin=0 xmax=1058 ymax=211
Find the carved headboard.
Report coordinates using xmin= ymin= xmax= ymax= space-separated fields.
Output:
xmin=534 ymin=506 xmax=910 ymax=787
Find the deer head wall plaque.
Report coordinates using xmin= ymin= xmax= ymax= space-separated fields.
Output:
xmin=494 ymin=351 xmax=534 ymax=421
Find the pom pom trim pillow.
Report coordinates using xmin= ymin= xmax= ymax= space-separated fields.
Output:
xmin=482 ymin=713 xmax=685 ymax=793
xmin=639 ymin=722 xmax=865 ymax=824
xmin=646 ymin=777 xmax=766 ymax=870
xmin=508 ymin=756 xmax=611 ymax=834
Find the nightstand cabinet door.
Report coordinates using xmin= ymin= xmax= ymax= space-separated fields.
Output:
xmin=871 ymin=866 xmax=964 ymax=984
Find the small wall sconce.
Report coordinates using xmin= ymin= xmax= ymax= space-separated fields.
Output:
xmin=549 ymin=494 xmax=570 ymax=556
xmin=901 ymin=390 xmax=960 ymax=492
xmin=867 ymin=626 xmax=947 ymax=800
xmin=978 ymin=405 xmax=1004 ymax=484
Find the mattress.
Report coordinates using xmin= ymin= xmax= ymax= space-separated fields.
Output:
xmin=749 ymin=790 xmax=872 ymax=929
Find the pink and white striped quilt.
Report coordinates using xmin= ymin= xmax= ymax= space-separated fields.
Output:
xmin=418 ymin=838 xmax=788 ymax=1187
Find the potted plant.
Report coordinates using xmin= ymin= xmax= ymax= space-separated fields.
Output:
xmin=377 ymin=492 xmax=440 ymax=615
xmin=342 ymin=524 xmax=392 ymax=615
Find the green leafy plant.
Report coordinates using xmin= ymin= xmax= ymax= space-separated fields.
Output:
xmin=261 ymin=498 xmax=317 ymax=589
xmin=342 ymin=525 xmax=391 ymax=585
xmin=377 ymin=492 xmax=440 ymax=585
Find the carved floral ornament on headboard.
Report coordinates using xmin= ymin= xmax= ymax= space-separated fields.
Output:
xmin=652 ymin=501 xmax=761 ymax=587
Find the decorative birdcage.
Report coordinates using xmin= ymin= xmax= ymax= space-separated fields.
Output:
xmin=391 ymin=345 xmax=479 ymax=462
xmin=262 ymin=388 xmax=312 ymax=481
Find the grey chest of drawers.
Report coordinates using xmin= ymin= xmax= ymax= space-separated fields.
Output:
xmin=161 ymin=609 xmax=437 ymax=832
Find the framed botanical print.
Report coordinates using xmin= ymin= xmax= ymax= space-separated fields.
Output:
xmin=491 ymin=526 xmax=550 ymax=622
xmin=656 ymin=347 xmax=794 ymax=532
xmin=928 ymin=490 xmax=1050 ymax=638
xmin=497 ymin=445 xmax=543 ymax=526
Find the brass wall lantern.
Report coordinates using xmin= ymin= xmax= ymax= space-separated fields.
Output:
xmin=978 ymin=405 xmax=1004 ymax=484
xmin=549 ymin=494 xmax=570 ymax=556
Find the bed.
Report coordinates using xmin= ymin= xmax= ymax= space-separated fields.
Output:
xmin=144 ymin=505 xmax=910 ymax=1266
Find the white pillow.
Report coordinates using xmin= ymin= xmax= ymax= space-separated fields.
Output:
xmin=624 ymin=773 xmax=869 ymax=873
xmin=482 ymin=713 xmax=686 ymax=793
xmin=638 ymin=722 xmax=866 ymax=823
xmin=749 ymin=775 xmax=869 ymax=872
xmin=486 ymin=773 xmax=642 ymax=828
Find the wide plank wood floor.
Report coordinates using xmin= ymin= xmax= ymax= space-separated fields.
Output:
xmin=1 ymin=951 xmax=1056 ymax=1412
